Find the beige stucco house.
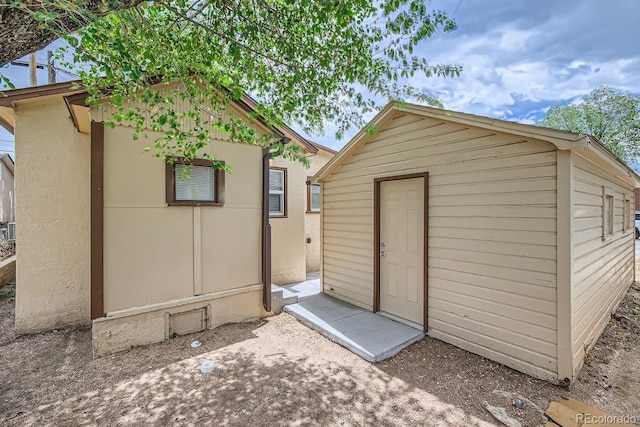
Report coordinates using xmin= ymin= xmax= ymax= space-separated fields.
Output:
xmin=0 ymin=81 xmax=333 ymax=355
xmin=270 ymin=141 xmax=335 ymax=284
xmin=0 ymin=154 xmax=15 ymax=225
xmin=313 ymin=102 xmax=639 ymax=384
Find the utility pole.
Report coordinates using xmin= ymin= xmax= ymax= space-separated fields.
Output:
xmin=47 ymin=51 xmax=56 ymax=84
xmin=29 ymin=52 xmax=37 ymax=86
xmin=11 ymin=50 xmax=57 ymax=85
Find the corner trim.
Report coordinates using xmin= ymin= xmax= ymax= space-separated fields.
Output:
xmin=556 ymin=150 xmax=573 ymax=382
xmin=95 ymin=284 xmax=264 ymax=321
xmin=91 ymin=121 xmax=105 ymax=319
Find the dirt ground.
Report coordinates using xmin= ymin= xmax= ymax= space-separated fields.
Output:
xmin=0 ymin=281 xmax=638 ymax=427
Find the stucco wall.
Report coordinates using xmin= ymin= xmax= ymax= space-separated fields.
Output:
xmin=102 ymin=125 xmax=263 ymax=312
xmin=14 ymin=98 xmax=91 ymax=333
xmin=304 ymin=151 xmax=333 ymax=272
xmin=270 ymin=156 xmax=307 ymax=284
xmin=0 ymin=160 xmax=14 ymax=223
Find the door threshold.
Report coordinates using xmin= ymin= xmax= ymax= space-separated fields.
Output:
xmin=377 ymin=311 xmax=423 ymax=331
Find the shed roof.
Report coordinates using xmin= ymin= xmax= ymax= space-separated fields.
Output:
xmin=313 ymin=102 xmax=640 ymax=187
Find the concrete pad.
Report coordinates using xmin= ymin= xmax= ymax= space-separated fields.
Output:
xmin=285 ymin=294 xmax=424 ymax=362
xmin=271 ymin=272 xmax=323 ymax=314
xmin=276 ymin=273 xmax=321 ymax=302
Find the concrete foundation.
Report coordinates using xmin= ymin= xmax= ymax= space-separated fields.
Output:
xmin=93 ymin=285 xmax=267 ymax=357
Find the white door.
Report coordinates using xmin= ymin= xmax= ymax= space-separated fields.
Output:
xmin=379 ymin=177 xmax=425 ymax=325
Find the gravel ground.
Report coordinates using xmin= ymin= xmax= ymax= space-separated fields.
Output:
xmin=0 ymin=280 xmax=638 ymax=427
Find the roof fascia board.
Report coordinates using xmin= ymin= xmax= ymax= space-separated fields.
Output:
xmin=580 ymin=137 xmax=640 ymax=187
xmin=238 ymin=94 xmax=317 ymax=154
xmin=0 ymin=81 xmax=81 ymax=107
xmin=399 ymin=103 xmax=587 ymax=150
xmin=308 ymin=140 xmax=337 ymax=155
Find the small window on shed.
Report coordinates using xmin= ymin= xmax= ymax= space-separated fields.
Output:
xmin=166 ymin=158 xmax=225 ymax=206
xmin=602 ymin=187 xmax=614 ymax=239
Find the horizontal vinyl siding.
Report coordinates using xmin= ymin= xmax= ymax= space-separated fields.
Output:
xmin=322 ymin=111 xmax=558 ymax=380
xmin=571 ymin=155 xmax=635 ymax=372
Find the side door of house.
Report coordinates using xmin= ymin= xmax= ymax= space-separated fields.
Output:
xmin=378 ymin=175 xmax=427 ymax=327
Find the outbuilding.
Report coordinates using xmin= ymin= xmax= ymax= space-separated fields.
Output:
xmin=313 ymin=102 xmax=639 ymax=383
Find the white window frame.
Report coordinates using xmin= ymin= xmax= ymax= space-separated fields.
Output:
xmin=269 ymin=167 xmax=287 ymax=217
xmin=308 ymin=183 xmax=321 ymax=213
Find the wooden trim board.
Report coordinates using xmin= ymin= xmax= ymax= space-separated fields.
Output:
xmin=545 ymin=396 xmax=636 ymax=427
xmin=90 ymin=121 xmax=104 ymax=319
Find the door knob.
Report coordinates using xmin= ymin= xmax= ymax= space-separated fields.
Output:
xmin=381 ymin=242 xmax=386 ymax=247
xmin=379 ymin=251 xmax=386 ymax=257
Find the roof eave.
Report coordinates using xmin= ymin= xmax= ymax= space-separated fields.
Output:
xmin=313 ymin=102 xmax=398 ymax=183
xmin=0 ymin=108 xmax=13 ymax=134
xmin=0 ymin=81 xmax=82 ymax=107
xmin=399 ymin=103 xmax=588 ymax=150
xmin=579 ymin=136 xmax=640 ymax=187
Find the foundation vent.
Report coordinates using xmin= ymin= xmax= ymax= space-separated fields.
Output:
xmin=169 ymin=308 xmax=208 ymax=337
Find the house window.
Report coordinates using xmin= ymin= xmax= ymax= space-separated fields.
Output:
xmin=166 ymin=158 xmax=225 ymax=206
xmin=269 ymin=167 xmax=287 ymax=217
xmin=602 ymin=187 xmax=614 ymax=239
xmin=307 ymin=180 xmax=320 ymax=213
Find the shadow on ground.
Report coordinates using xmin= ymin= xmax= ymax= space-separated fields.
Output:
xmin=1 ymin=280 xmax=638 ymax=426
xmin=1 ymin=310 xmax=494 ymax=426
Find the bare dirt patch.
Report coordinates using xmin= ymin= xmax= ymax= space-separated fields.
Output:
xmin=0 ymin=281 xmax=638 ymax=426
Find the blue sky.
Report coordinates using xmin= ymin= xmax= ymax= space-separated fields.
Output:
xmin=309 ymin=0 xmax=640 ymax=149
xmin=2 ymin=0 xmax=639 ymax=153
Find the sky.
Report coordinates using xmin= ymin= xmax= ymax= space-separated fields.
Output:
xmin=1 ymin=0 xmax=639 ymax=153
xmin=307 ymin=0 xmax=640 ymax=149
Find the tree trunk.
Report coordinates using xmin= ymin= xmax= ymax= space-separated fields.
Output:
xmin=0 ymin=1 xmax=143 ymax=67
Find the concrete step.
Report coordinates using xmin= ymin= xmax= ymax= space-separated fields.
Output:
xmin=271 ymin=286 xmax=299 ymax=314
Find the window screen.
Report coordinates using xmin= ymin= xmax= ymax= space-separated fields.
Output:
xmin=269 ymin=169 xmax=285 ymax=216
xmin=175 ymin=165 xmax=215 ymax=202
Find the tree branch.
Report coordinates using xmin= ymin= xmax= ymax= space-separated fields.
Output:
xmin=0 ymin=1 xmax=144 ymax=66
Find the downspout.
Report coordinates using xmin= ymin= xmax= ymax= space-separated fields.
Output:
xmin=262 ymin=148 xmax=272 ymax=312
xmin=261 ymin=137 xmax=291 ymax=312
